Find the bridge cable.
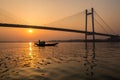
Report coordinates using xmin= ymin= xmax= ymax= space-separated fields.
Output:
xmin=94 ymin=11 xmax=116 ymax=34
xmin=0 ymin=8 xmax=26 ymax=24
xmin=44 ymin=10 xmax=85 ymax=26
xmin=94 ymin=18 xmax=109 ymax=34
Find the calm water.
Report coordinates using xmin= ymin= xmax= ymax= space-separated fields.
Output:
xmin=0 ymin=42 xmax=120 ymax=80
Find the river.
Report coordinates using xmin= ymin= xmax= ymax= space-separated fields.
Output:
xmin=0 ymin=42 xmax=120 ymax=80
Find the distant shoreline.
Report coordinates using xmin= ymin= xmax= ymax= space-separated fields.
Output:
xmin=0 ymin=39 xmax=120 ymax=43
xmin=0 ymin=41 xmax=33 ymax=43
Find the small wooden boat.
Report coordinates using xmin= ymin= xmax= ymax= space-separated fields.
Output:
xmin=35 ymin=42 xmax=58 ymax=47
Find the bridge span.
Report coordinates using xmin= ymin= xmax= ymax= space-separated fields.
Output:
xmin=0 ymin=23 xmax=119 ymax=38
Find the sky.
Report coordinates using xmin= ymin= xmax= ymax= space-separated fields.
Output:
xmin=0 ymin=0 xmax=120 ymax=41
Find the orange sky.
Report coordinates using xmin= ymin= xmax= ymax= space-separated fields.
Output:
xmin=0 ymin=0 xmax=120 ymax=41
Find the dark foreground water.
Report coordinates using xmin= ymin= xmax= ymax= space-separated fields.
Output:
xmin=0 ymin=42 xmax=120 ymax=80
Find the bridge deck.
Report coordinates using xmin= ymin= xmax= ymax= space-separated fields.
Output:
xmin=0 ymin=23 xmax=119 ymax=37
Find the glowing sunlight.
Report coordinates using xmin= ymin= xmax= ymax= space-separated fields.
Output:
xmin=28 ymin=29 xmax=33 ymax=33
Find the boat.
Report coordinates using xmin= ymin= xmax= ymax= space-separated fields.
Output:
xmin=35 ymin=42 xmax=58 ymax=47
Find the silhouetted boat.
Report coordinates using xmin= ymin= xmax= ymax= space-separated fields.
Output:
xmin=35 ymin=42 xmax=58 ymax=47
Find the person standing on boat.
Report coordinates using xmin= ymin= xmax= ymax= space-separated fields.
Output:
xmin=38 ymin=40 xmax=45 ymax=45
xmin=38 ymin=40 xmax=41 ymax=45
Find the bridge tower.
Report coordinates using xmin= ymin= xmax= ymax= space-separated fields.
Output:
xmin=85 ymin=8 xmax=95 ymax=49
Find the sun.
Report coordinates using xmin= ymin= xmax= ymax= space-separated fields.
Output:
xmin=28 ymin=29 xmax=33 ymax=33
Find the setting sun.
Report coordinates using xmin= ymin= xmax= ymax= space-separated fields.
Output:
xmin=28 ymin=29 xmax=33 ymax=33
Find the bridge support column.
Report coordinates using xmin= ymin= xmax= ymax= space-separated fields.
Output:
xmin=91 ymin=8 xmax=95 ymax=50
xmin=85 ymin=9 xmax=88 ymax=49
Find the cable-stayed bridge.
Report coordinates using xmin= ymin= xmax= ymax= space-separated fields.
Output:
xmin=0 ymin=8 xmax=120 ymax=41
xmin=0 ymin=22 xmax=119 ymax=37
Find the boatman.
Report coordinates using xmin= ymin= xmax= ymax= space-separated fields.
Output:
xmin=38 ymin=40 xmax=45 ymax=45
xmin=38 ymin=40 xmax=41 ymax=44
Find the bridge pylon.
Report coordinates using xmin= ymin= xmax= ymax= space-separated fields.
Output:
xmin=85 ymin=8 xmax=95 ymax=49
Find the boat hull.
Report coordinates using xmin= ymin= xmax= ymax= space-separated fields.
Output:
xmin=35 ymin=43 xmax=58 ymax=47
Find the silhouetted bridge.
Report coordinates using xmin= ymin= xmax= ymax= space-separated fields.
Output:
xmin=0 ymin=23 xmax=119 ymax=38
xmin=0 ymin=8 xmax=120 ymax=41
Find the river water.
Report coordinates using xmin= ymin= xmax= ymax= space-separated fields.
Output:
xmin=0 ymin=42 xmax=120 ymax=80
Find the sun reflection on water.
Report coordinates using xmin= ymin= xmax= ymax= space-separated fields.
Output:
xmin=29 ymin=42 xmax=33 ymax=58
xmin=28 ymin=42 xmax=34 ymax=67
